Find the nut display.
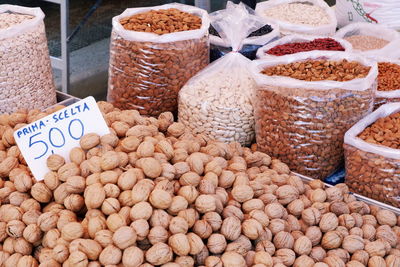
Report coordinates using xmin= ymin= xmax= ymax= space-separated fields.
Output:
xmin=107 ymin=5 xmax=209 ymax=117
xmin=0 ymin=101 xmax=398 ymax=266
xmin=254 ymin=58 xmax=374 ymax=179
xmin=178 ymin=56 xmax=256 ymax=146
xmin=0 ymin=8 xmax=56 ymax=113
xmin=375 ymin=62 xmax=400 ymax=109
xmin=345 ymin=110 xmax=400 ymax=207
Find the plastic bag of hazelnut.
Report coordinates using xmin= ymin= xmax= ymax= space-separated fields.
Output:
xmin=335 ymin=22 xmax=400 ymax=59
xmin=251 ymin=51 xmax=378 ymax=180
xmin=344 ymin=102 xmax=400 ymax=207
xmin=178 ymin=1 xmax=265 ymax=146
xmin=370 ymin=58 xmax=400 ymax=109
xmin=107 ymin=3 xmax=210 ymax=117
xmin=0 ymin=5 xmax=56 ymax=114
xmin=256 ymin=34 xmax=353 ymax=59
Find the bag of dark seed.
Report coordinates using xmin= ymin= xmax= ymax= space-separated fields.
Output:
xmin=209 ymin=2 xmax=279 ymax=62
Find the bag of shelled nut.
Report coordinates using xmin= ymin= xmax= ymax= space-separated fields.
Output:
xmin=0 ymin=5 xmax=56 ymax=114
xmin=344 ymin=102 xmax=400 ymax=207
xmin=107 ymin=3 xmax=210 ymax=117
xmin=251 ymin=51 xmax=377 ymax=180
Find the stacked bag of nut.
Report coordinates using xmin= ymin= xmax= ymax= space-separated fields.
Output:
xmin=255 ymin=0 xmax=337 ymax=36
xmin=0 ymin=5 xmax=56 ymax=114
xmin=107 ymin=3 xmax=210 ymax=117
xmin=251 ymin=51 xmax=377 ymax=180
xmin=178 ymin=2 xmax=263 ymax=146
xmin=344 ymin=102 xmax=400 ymax=208
xmin=1 ymin=101 xmax=400 ymax=266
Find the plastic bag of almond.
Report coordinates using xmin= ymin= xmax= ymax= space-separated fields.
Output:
xmin=0 ymin=5 xmax=56 ymax=114
xmin=178 ymin=1 xmax=265 ymax=146
xmin=255 ymin=0 xmax=337 ymax=36
xmin=256 ymin=34 xmax=353 ymax=59
xmin=344 ymin=102 xmax=400 ymax=207
xmin=335 ymin=22 xmax=400 ymax=59
xmin=250 ymin=51 xmax=378 ymax=180
xmin=370 ymin=58 xmax=400 ymax=109
xmin=107 ymin=3 xmax=210 ymax=117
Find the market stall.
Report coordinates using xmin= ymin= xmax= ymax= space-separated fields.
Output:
xmin=0 ymin=1 xmax=400 ymax=267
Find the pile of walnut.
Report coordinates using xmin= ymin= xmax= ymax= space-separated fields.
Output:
xmin=0 ymin=102 xmax=399 ymax=267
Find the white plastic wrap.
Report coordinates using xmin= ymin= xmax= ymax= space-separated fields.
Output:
xmin=336 ymin=0 xmax=400 ymax=31
xmin=256 ymin=34 xmax=353 ymax=59
xmin=178 ymin=2 xmax=260 ymax=145
xmin=107 ymin=3 xmax=210 ymax=116
xmin=344 ymin=103 xmax=400 ymax=207
xmin=0 ymin=5 xmax=56 ymax=114
xmin=335 ymin=22 xmax=400 ymax=58
xmin=255 ymin=0 xmax=337 ymax=36
xmin=251 ymin=51 xmax=377 ymax=179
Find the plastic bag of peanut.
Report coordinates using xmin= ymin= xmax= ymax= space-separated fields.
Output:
xmin=344 ymin=102 xmax=400 ymax=207
xmin=0 ymin=5 xmax=56 ymax=114
xmin=107 ymin=3 xmax=210 ymax=117
xmin=178 ymin=1 xmax=265 ymax=146
xmin=251 ymin=51 xmax=377 ymax=180
xmin=335 ymin=22 xmax=400 ymax=59
xmin=370 ymin=57 xmax=400 ymax=109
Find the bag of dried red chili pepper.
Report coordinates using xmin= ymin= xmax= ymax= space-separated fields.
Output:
xmin=256 ymin=34 xmax=353 ymax=59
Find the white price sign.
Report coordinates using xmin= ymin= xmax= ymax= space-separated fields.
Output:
xmin=14 ymin=96 xmax=110 ymax=180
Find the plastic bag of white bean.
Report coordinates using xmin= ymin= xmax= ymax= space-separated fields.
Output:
xmin=256 ymin=34 xmax=353 ymax=59
xmin=336 ymin=0 xmax=400 ymax=31
xmin=255 ymin=0 xmax=337 ymax=36
xmin=178 ymin=2 xmax=261 ymax=146
xmin=0 ymin=5 xmax=56 ymax=114
xmin=335 ymin=22 xmax=400 ymax=59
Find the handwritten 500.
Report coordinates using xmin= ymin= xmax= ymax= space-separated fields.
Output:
xmin=29 ymin=119 xmax=84 ymax=160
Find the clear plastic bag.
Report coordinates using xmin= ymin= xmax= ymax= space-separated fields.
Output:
xmin=178 ymin=2 xmax=263 ymax=146
xmin=256 ymin=34 xmax=353 ymax=59
xmin=0 ymin=5 xmax=56 ymax=114
xmin=335 ymin=22 xmax=400 ymax=59
xmin=336 ymin=0 xmax=400 ymax=31
xmin=369 ymin=57 xmax=400 ymax=109
xmin=209 ymin=3 xmax=279 ymax=61
xmin=107 ymin=3 xmax=210 ymax=117
xmin=255 ymin=0 xmax=337 ymax=36
xmin=251 ymin=51 xmax=377 ymax=180
xmin=344 ymin=103 xmax=400 ymax=207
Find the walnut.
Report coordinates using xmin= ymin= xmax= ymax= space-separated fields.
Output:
xmin=365 ymin=240 xmax=386 ymax=257
xmin=302 ymin=207 xmax=321 ymax=226
xmin=207 ymin=233 xmax=227 ymax=254
xmin=368 ymin=256 xmax=386 ymax=267
xmin=99 ymin=244 xmax=122 ymax=265
xmin=275 ymin=248 xmax=295 ymax=266
xmin=273 ymin=231 xmax=294 ymax=250
xmin=319 ymin=213 xmax=338 ymax=232
xmin=221 ymin=252 xmax=246 ymax=267
xmin=112 ymin=226 xmax=137 ymax=249
xmin=321 ymin=231 xmax=343 ymax=249
xmin=293 ymin=255 xmax=314 ymax=267
xmin=306 ymin=226 xmax=323 ymax=246
xmin=122 ymin=246 xmax=144 ymax=267
xmin=323 ymin=255 xmax=345 ymax=267
xmin=145 ymin=242 xmax=173 ymax=265
xmin=310 ymin=246 xmax=326 ymax=262
xmin=294 ymin=236 xmax=312 ymax=255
